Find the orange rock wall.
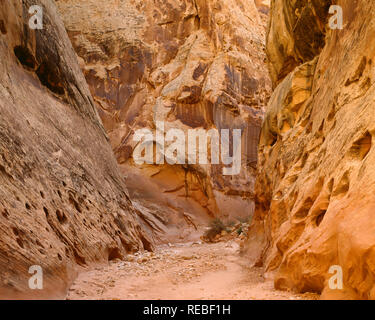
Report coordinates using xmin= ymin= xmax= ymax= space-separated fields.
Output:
xmin=57 ymin=0 xmax=271 ymax=242
xmin=248 ymin=0 xmax=375 ymax=299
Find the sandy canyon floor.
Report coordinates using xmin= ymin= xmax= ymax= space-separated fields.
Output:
xmin=66 ymin=241 xmax=318 ymax=300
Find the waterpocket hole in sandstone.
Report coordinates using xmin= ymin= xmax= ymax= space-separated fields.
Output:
xmin=56 ymin=209 xmax=67 ymax=224
xmin=315 ymin=210 xmax=327 ymax=227
xmin=0 ymin=20 xmax=6 ymax=34
xmin=14 ymin=46 xmax=37 ymax=70
xmin=348 ymin=131 xmax=372 ymax=161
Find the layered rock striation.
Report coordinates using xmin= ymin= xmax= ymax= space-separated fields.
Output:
xmin=0 ymin=0 xmax=151 ymax=299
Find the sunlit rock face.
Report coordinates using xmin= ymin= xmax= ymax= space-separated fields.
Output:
xmin=248 ymin=0 xmax=375 ymax=299
xmin=0 ymin=0 xmax=152 ymax=299
xmin=57 ymin=0 xmax=271 ymax=242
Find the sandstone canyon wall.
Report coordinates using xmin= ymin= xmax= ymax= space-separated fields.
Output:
xmin=56 ymin=0 xmax=271 ymax=243
xmin=248 ymin=0 xmax=375 ymax=299
xmin=0 ymin=0 xmax=152 ymax=299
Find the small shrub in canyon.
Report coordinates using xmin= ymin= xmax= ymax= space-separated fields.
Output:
xmin=203 ymin=219 xmax=228 ymax=242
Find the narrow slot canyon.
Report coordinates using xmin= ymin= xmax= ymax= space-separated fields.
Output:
xmin=1 ymin=0 xmax=375 ymax=302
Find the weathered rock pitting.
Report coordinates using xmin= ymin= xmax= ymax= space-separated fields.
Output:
xmin=0 ymin=0 xmax=152 ymax=299
xmin=248 ymin=0 xmax=375 ymax=299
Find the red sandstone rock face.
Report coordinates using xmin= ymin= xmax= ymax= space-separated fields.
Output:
xmin=248 ymin=0 xmax=375 ymax=299
xmin=0 ymin=0 xmax=152 ymax=299
xmin=57 ymin=0 xmax=271 ymax=242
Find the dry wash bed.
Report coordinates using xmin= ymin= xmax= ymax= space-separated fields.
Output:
xmin=67 ymin=241 xmax=318 ymax=300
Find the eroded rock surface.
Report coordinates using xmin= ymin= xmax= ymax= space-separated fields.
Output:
xmin=248 ymin=0 xmax=375 ymax=299
xmin=57 ymin=0 xmax=271 ymax=242
xmin=0 ymin=0 xmax=152 ymax=299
